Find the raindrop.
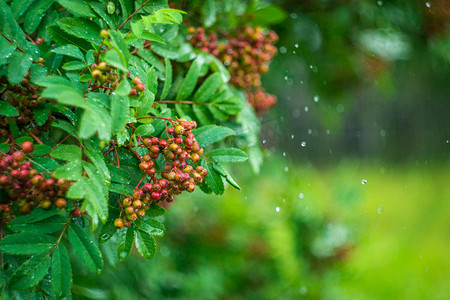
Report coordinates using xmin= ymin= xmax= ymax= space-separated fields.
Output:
xmin=292 ymin=109 xmax=300 ymax=118
xmin=290 ymin=13 xmax=298 ymax=19
xmin=336 ymin=104 xmax=345 ymax=113
xmin=294 ymin=43 xmax=299 ymax=48
xmin=380 ymin=129 xmax=386 ymax=137
xmin=307 ymin=129 xmax=312 ymax=135
xmin=377 ymin=0 xmax=383 ymax=6
xmin=291 ymin=134 xmax=295 ymax=139
xmin=276 ymin=207 xmax=281 ymax=212
xmin=419 ymin=254 xmax=423 ymax=258
xmin=299 ymin=192 xmax=304 ymax=199
xmin=446 ymin=140 xmax=449 ymax=143
xmin=282 ymin=152 xmax=286 ymax=157
xmin=100 ymin=233 xmax=110 ymax=241
xmin=377 ymin=206 xmax=383 ymax=214
xmin=301 ymin=141 xmax=307 ymax=147
xmin=362 ymin=179 xmax=367 ymax=184
xmin=326 ymin=129 xmax=330 ymax=135
xmin=313 ymin=95 xmax=319 ymax=102
xmin=284 ymin=166 xmax=289 ymax=172
xmin=279 ymin=47 xmax=287 ymax=54
xmin=425 ymin=2 xmax=431 ymax=8
xmin=284 ymin=75 xmax=288 ymax=80
xmin=304 ymin=106 xmax=309 ymax=112
xmin=262 ymin=139 xmax=267 ymax=144
xmin=119 ymin=251 xmax=127 ymax=258
xmin=224 ymin=60 xmax=231 ymax=66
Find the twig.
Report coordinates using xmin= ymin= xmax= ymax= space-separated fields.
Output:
xmin=0 ymin=31 xmax=25 ymax=53
xmin=118 ymin=0 xmax=151 ymax=30
xmin=52 ymin=135 xmax=72 ymax=150
xmin=114 ymin=147 xmax=120 ymax=168
xmin=23 ymin=128 xmax=43 ymax=145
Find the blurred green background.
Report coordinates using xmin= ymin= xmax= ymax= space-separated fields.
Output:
xmin=73 ymin=1 xmax=449 ymax=299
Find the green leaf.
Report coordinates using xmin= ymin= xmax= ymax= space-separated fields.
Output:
xmin=53 ymin=160 xmax=83 ymax=180
xmin=98 ymin=221 xmax=116 ymax=244
xmin=52 ymin=245 xmax=72 ymax=298
xmin=11 ymin=0 xmax=36 ymax=19
xmin=62 ymin=60 xmax=86 ymax=71
xmin=138 ymin=49 xmax=165 ymax=73
xmin=206 ymin=148 xmax=248 ymax=163
xmin=58 ymin=17 xmax=101 ymax=45
xmin=117 ymin=226 xmax=134 ymax=261
xmin=90 ymin=2 xmax=116 ymax=30
xmin=68 ymin=222 xmax=103 ymax=272
xmin=134 ymin=124 xmax=154 ymax=136
xmin=33 ymin=103 xmax=51 ymax=126
xmin=0 ymin=101 xmax=19 ymax=117
xmin=51 ymin=145 xmax=81 ymax=161
xmin=146 ymin=203 xmax=166 ymax=217
xmin=134 ymin=218 xmax=164 ymax=237
xmin=109 ymin=183 xmax=134 ymax=197
xmin=79 ymin=103 xmax=112 ymax=141
xmin=160 ymin=58 xmax=172 ymax=100
xmin=176 ymin=56 xmax=204 ymax=100
xmin=23 ymin=0 xmax=55 ymax=34
xmin=8 ymin=51 xmax=33 ymax=84
xmin=51 ymin=44 xmax=85 ymax=61
xmin=201 ymin=0 xmax=217 ymax=27
xmin=39 ymin=76 xmax=85 ymax=107
xmin=137 ymin=90 xmax=155 ymax=117
xmin=82 ymin=163 xmax=109 ymax=224
xmin=9 ymin=207 xmax=58 ymax=225
xmin=193 ymin=73 xmax=223 ymax=103
xmin=84 ymin=147 xmax=111 ymax=184
xmin=115 ymin=79 xmax=131 ymax=96
xmin=52 ymin=119 xmax=78 ymax=138
xmin=0 ymin=143 xmax=10 ymax=153
xmin=201 ymin=159 xmax=224 ymax=195
xmin=46 ymin=25 xmax=92 ymax=52
xmin=10 ymin=253 xmax=51 ymax=290
xmin=193 ymin=104 xmax=213 ymax=125
xmin=31 ymin=144 xmax=52 ymax=156
xmin=0 ymin=233 xmax=56 ymax=255
xmin=212 ymin=163 xmax=241 ymax=190
xmin=9 ymin=215 xmax=66 ymax=234
xmin=252 ymin=5 xmax=287 ymax=25
xmin=192 ymin=125 xmax=235 ymax=147
xmin=135 ymin=229 xmax=156 ymax=259
xmin=57 ymin=0 xmax=95 ymax=17
xmin=107 ymin=164 xmax=130 ymax=184
xmin=0 ymin=44 xmax=16 ymax=66
xmin=30 ymin=157 xmax=60 ymax=173
xmin=104 ymin=48 xmax=128 ymax=72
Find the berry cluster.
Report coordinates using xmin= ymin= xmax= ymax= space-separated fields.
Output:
xmin=246 ymin=88 xmax=278 ymax=114
xmin=90 ymin=61 xmax=119 ymax=87
xmin=0 ymin=142 xmax=72 ymax=224
xmin=114 ymin=119 xmax=208 ymax=228
xmin=188 ymin=26 xmax=278 ymax=89
xmin=0 ymin=76 xmax=52 ymax=138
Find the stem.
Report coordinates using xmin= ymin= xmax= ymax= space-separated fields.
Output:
xmin=136 ymin=116 xmax=176 ymax=122
xmin=52 ymin=135 xmax=72 ymax=150
xmin=103 ymin=146 xmax=115 ymax=157
xmin=23 ymin=128 xmax=43 ymax=145
xmin=118 ymin=0 xmax=151 ymax=30
xmin=135 ymin=174 xmax=145 ymax=189
xmin=114 ymin=147 xmax=120 ymax=168
xmin=49 ymin=215 xmax=71 ymax=254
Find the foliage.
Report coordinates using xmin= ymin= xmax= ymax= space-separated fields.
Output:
xmin=0 ymin=0 xmax=284 ymax=298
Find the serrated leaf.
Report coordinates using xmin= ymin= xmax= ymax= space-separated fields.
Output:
xmin=115 ymin=78 xmax=131 ymax=96
xmin=192 ymin=125 xmax=235 ymax=147
xmin=117 ymin=226 xmax=134 ymax=261
xmin=0 ymin=233 xmax=56 ymax=255
xmin=193 ymin=73 xmax=223 ymax=103
xmin=8 ymin=51 xmax=33 ymax=84
xmin=11 ymin=0 xmax=36 ymax=19
xmin=57 ymin=0 xmax=95 ymax=18
xmin=53 ymin=160 xmax=83 ymax=180
xmin=52 ymin=119 xmax=78 ymax=138
xmin=79 ymin=103 xmax=112 ymax=141
xmin=0 ymin=101 xmax=19 ymax=117
xmin=62 ymin=60 xmax=86 ymax=71
xmin=134 ymin=218 xmax=165 ymax=236
xmin=201 ymin=159 xmax=224 ymax=195
xmin=135 ymin=229 xmax=156 ymax=259
xmin=33 ymin=103 xmax=51 ymax=126
xmin=206 ymin=148 xmax=248 ymax=163
xmin=146 ymin=203 xmax=166 ymax=217
xmin=104 ymin=48 xmax=128 ymax=72
xmin=109 ymin=183 xmax=134 ymax=197
xmin=193 ymin=104 xmax=213 ymax=125
xmin=31 ymin=144 xmax=52 ymax=156
xmin=58 ymin=17 xmax=101 ymax=45
xmin=52 ymin=245 xmax=72 ymax=298
xmin=39 ymin=76 xmax=85 ymax=107
xmin=9 ymin=207 xmax=58 ymax=225
xmin=90 ymin=2 xmax=116 ymax=30
xmin=107 ymin=164 xmax=130 ymax=184
xmin=212 ymin=163 xmax=241 ymax=190
xmin=51 ymin=44 xmax=85 ymax=61
xmin=23 ymin=0 xmax=55 ymax=34
xmin=160 ymin=58 xmax=172 ymax=100
xmin=51 ymin=145 xmax=81 ymax=161
xmin=176 ymin=56 xmax=203 ymax=100
xmin=0 ymin=44 xmax=16 ymax=66
xmin=82 ymin=163 xmax=108 ymax=223
xmin=10 ymin=253 xmax=51 ymax=290
xmin=134 ymin=124 xmax=154 ymax=136
xmin=98 ymin=221 xmax=116 ymax=244
xmin=84 ymin=147 xmax=111 ymax=184
xmin=29 ymin=157 xmax=60 ymax=173
xmin=68 ymin=222 xmax=103 ymax=272
xmin=9 ymin=215 xmax=66 ymax=234
xmin=46 ymin=25 xmax=92 ymax=52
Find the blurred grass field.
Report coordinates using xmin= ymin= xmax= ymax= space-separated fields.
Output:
xmin=73 ymin=157 xmax=450 ymax=300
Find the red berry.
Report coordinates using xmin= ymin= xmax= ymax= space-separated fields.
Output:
xmin=71 ymin=208 xmax=82 ymax=218
xmin=22 ymin=142 xmax=34 ymax=153
xmin=12 ymin=151 xmax=26 ymax=162
xmin=55 ymin=198 xmax=67 ymax=209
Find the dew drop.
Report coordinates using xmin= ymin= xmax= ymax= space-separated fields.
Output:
xmin=291 ymin=134 xmax=295 ymax=139
xmin=304 ymin=106 xmax=309 ymax=112
xmin=100 ymin=233 xmax=110 ymax=241
xmin=377 ymin=206 xmax=383 ymax=214
xmin=294 ymin=43 xmax=299 ymax=48
xmin=275 ymin=206 xmax=281 ymax=212
xmin=119 ymin=251 xmax=127 ymax=258
xmin=362 ymin=179 xmax=367 ymax=184
xmin=377 ymin=1 xmax=383 ymax=6
xmin=279 ymin=47 xmax=287 ymax=54
xmin=425 ymin=2 xmax=431 ymax=8
xmin=301 ymin=141 xmax=307 ymax=147
xmin=313 ymin=95 xmax=319 ymax=102
xmin=299 ymin=192 xmax=304 ymax=199
xmin=284 ymin=166 xmax=289 ymax=172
